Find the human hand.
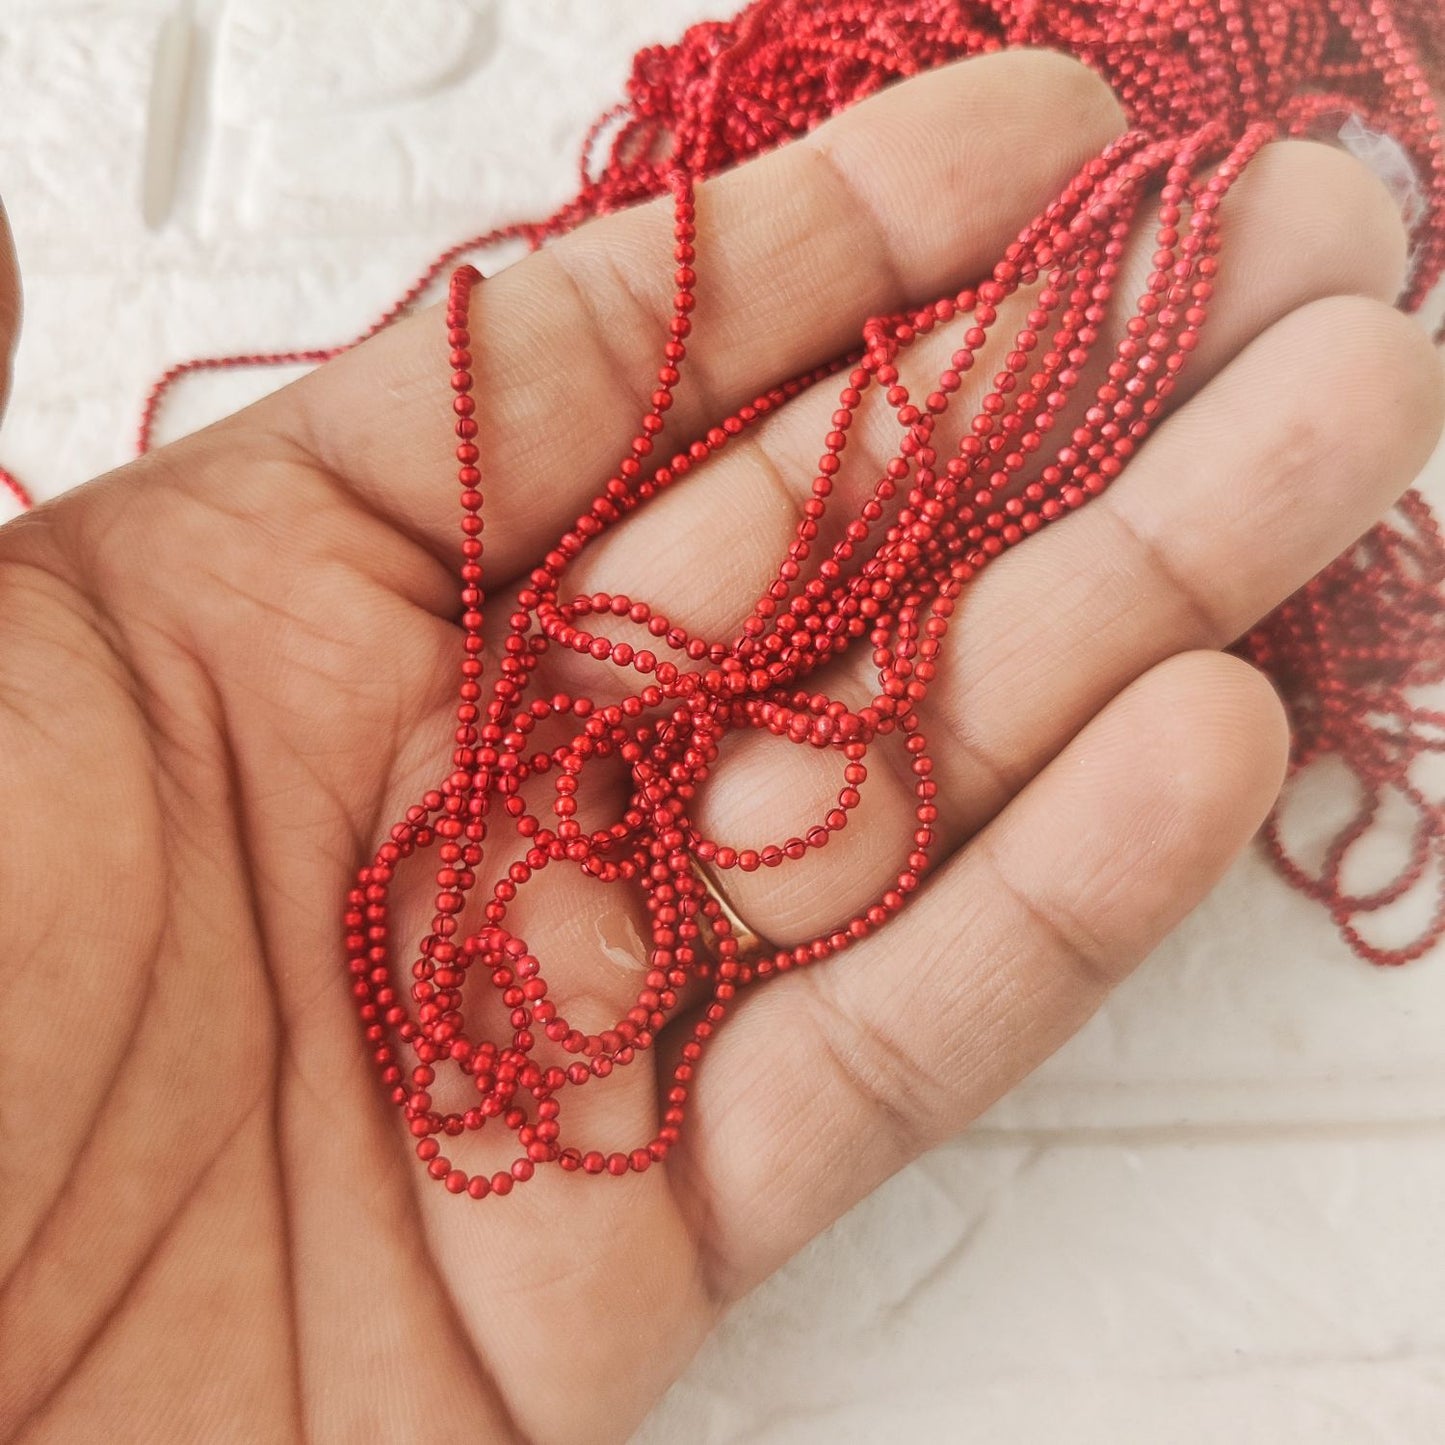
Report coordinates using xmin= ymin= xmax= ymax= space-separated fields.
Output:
xmin=1 ymin=51 xmax=1440 ymax=1444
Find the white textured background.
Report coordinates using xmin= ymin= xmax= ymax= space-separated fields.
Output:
xmin=4 ymin=2 xmax=1445 ymax=1440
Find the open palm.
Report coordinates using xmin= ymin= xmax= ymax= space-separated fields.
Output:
xmin=2 ymin=53 xmax=1440 ymax=1444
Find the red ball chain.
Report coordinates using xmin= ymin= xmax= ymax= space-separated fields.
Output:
xmin=3 ymin=2 xmax=1445 ymax=1192
xmin=351 ymin=124 xmax=1253 ymax=1196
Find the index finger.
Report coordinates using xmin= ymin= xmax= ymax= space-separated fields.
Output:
xmin=261 ymin=51 xmax=1125 ymax=578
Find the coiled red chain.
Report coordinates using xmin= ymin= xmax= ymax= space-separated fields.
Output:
xmin=4 ymin=2 xmax=1445 ymax=1192
xmin=352 ymin=122 xmax=1263 ymax=1196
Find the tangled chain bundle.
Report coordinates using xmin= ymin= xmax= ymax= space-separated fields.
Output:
xmin=5 ymin=2 xmax=1445 ymax=1197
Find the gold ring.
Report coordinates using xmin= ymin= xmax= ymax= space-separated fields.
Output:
xmin=687 ymin=856 xmax=770 ymax=959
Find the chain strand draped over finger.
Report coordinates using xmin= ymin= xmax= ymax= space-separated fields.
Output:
xmin=336 ymin=0 xmax=1445 ymax=1205
xmin=124 ymin=1 xmax=1445 ymax=972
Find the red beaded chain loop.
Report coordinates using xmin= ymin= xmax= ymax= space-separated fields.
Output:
xmin=345 ymin=112 xmax=1365 ymax=1202
xmin=3 ymin=2 xmax=1445 ymax=1192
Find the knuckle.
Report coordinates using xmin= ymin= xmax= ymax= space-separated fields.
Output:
xmin=975 ymin=835 xmax=1124 ymax=993
xmin=800 ymin=973 xmax=935 ymax=1156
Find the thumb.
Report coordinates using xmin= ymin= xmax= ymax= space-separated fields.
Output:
xmin=0 ymin=200 xmax=20 ymax=426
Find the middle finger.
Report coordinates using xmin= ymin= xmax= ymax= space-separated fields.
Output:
xmin=555 ymin=140 xmax=1421 ymax=943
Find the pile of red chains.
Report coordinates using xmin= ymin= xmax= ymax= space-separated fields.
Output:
xmin=7 ymin=1 xmax=1445 ymax=1197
